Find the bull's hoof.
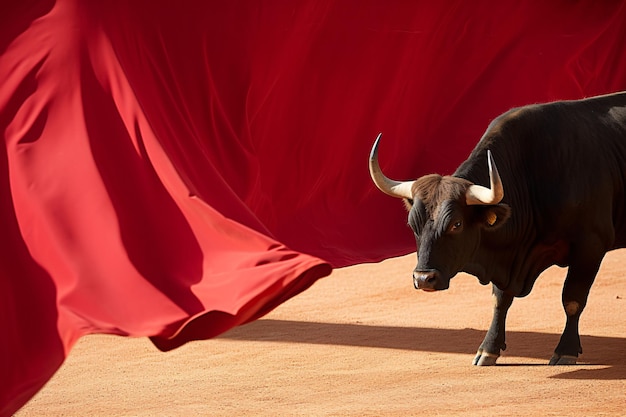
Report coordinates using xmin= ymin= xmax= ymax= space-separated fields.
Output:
xmin=472 ymin=350 xmax=499 ymax=366
xmin=548 ymin=354 xmax=578 ymax=365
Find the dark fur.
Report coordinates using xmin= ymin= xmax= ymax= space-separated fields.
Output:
xmin=406 ymin=91 xmax=626 ymax=364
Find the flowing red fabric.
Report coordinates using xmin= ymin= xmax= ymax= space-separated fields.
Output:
xmin=2 ymin=1 xmax=626 ymax=414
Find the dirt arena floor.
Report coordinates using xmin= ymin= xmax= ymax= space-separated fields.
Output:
xmin=16 ymin=251 xmax=626 ymax=416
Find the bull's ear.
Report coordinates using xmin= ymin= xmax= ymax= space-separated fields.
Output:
xmin=479 ymin=204 xmax=511 ymax=230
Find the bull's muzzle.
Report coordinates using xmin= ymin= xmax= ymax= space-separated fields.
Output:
xmin=413 ymin=269 xmax=448 ymax=291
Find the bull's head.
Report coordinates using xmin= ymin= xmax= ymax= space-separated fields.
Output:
xmin=369 ymin=133 xmax=511 ymax=291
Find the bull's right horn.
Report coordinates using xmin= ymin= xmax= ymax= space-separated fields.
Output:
xmin=465 ymin=150 xmax=504 ymax=205
xmin=369 ymin=133 xmax=415 ymax=199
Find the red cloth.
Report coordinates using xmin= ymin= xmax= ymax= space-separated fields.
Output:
xmin=2 ymin=1 xmax=626 ymax=414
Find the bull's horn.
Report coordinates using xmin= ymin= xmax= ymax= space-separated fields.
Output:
xmin=465 ymin=150 xmax=504 ymax=205
xmin=369 ymin=133 xmax=415 ymax=199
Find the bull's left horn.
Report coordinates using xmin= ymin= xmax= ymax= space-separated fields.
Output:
xmin=465 ymin=150 xmax=504 ymax=205
xmin=369 ymin=133 xmax=415 ymax=199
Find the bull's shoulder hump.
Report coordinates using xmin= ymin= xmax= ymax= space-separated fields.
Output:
xmin=489 ymin=92 xmax=626 ymax=129
xmin=485 ymin=105 xmax=538 ymax=135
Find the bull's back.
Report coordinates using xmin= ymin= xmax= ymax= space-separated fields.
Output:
xmin=521 ymin=93 xmax=626 ymax=248
xmin=473 ymin=92 xmax=626 ymax=250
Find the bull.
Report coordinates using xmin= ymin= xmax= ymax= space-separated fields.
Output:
xmin=369 ymin=91 xmax=626 ymax=365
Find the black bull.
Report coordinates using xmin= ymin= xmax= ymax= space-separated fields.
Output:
xmin=369 ymin=91 xmax=626 ymax=365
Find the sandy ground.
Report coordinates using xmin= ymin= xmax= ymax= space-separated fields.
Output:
xmin=16 ymin=251 xmax=626 ymax=416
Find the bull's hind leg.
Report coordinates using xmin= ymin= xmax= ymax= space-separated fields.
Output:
xmin=473 ymin=285 xmax=514 ymax=366
xmin=549 ymin=241 xmax=605 ymax=365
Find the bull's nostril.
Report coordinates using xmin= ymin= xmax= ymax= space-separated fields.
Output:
xmin=413 ymin=270 xmax=439 ymax=290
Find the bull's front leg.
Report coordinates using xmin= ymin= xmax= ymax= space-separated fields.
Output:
xmin=473 ymin=285 xmax=514 ymax=366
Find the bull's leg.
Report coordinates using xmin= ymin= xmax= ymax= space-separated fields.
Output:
xmin=473 ymin=285 xmax=514 ymax=366
xmin=549 ymin=245 xmax=603 ymax=365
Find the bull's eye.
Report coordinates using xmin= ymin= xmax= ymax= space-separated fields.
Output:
xmin=449 ymin=220 xmax=462 ymax=232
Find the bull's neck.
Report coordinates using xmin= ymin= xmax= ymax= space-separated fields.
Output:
xmin=464 ymin=222 xmax=544 ymax=296
xmin=463 ymin=240 xmax=515 ymax=289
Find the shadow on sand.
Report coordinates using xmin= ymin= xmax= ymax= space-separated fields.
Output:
xmin=219 ymin=319 xmax=626 ymax=380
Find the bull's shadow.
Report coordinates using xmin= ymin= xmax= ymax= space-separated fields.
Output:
xmin=219 ymin=319 xmax=626 ymax=380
